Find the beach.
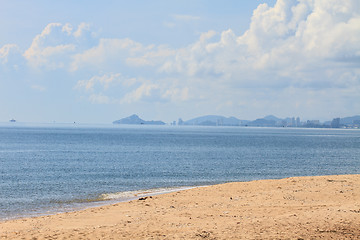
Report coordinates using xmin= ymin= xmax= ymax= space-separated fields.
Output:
xmin=1 ymin=174 xmax=359 ymax=239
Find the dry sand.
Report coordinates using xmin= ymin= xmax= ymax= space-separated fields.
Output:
xmin=1 ymin=174 xmax=359 ymax=239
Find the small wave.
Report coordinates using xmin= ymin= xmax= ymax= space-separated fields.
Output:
xmin=50 ymin=196 xmax=106 ymax=204
xmin=50 ymin=186 xmax=196 ymax=206
xmin=100 ymin=186 xmax=195 ymax=201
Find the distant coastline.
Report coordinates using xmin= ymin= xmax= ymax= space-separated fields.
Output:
xmin=113 ymin=114 xmax=360 ymax=129
xmin=113 ymin=114 xmax=165 ymax=125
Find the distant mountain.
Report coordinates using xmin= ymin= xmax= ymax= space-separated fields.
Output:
xmin=340 ymin=115 xmax=360 ymax=125
xmin=112 ymin=114 xmax=360 ymax=128
xmin=263 ymin=115 xmax=282 ymax=122
xmin=247 ymin=118 xmax=276 ymax=127
xmin=113 ymin=114 xmax=166 ymax=125
xmin=184 ymin=115 xmax=248 ymax=126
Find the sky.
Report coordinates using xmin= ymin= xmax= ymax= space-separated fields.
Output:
xmin=0 ymin=0 xmax=359 ymax=124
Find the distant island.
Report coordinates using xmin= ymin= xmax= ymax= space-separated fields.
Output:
xmin=179 ymin=114 xmax=360 ymax=129
xmin=113 ymin=114 xmax=166 ymax=125
xmin=178 ymin=115 xmax=249 ymax=126
xmin=113 ymin=114 xmax=360 ymax=129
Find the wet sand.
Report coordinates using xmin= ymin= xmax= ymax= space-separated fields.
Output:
xmin=1 ymin=174 xmax=359 ymax=239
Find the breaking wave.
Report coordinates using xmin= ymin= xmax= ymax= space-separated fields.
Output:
xmin=99 ymin=186 xmax=195 ymax=201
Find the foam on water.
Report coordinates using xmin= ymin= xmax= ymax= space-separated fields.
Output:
xmin=0 ymin=186 xmax=198 ymax=221
xmin=100 ymin=186 xmax=197 ymax=201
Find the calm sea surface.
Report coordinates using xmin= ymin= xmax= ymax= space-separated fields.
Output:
xmin=0 ymin=123 xmax=359 ymax=220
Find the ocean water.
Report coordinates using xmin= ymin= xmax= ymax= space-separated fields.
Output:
xmin=0 ymin=123 xmax=359 ymax=220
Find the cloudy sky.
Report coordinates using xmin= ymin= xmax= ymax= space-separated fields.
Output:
xmin=1 ymin=0 xmax=359 ymax=124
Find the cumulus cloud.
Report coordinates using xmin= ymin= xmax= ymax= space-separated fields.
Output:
xmin=66 ymin=0 xmax=358 ymax=84
xmin=23 ymin=22 xmax=97 ymax=69
xmin=75 ymin=73 xmax=126 ymax=92
xmin=0 ymin=44 xmax=19 ymax=64
xmin=71 ymin=0 xmax=359 ymax=114
xmin=0 ymin=44 xmax=24 ymax=70
xmin=162 ymin=87 xmax=189 ymax=102
xmin=89 ymin=93 xmax=110 ymax=104
xmin=3 ymin=0 xmax=359 ymax=119
xmin=244 ymin=0 xmax=360 ymax=65
xmin=159 ymin=0 xmax=360 ymax=91
xmin=10 ymin=0 xmax=360 ymax=85
xmin=23 ymin=23 xmax=75 ymax=69
xmin=121 ymin=83 xmax=160 ymax=103
xmin=75 ymin=72 xmax=192 ymax=105
xmin=73 ymin=22 xmax=91 ymax=38
xmin=75 ymin=73 xmax=161 ymax=105
xmin=70 ymin=38 xmax=150 ymax=71
xmin=126 ymin=45 xmax=175 ymax=67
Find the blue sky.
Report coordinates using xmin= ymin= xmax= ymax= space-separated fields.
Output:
xmin=0 ymin=0 xmax=359 ymax=123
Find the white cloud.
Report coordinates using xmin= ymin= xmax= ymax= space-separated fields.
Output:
xmin=159 ymin=30 xmax=220 ymax=76
xmin=121 ymin=83 xmax=160 ymax=103
xmin=0 ymin=44 xmax=24 ymax=70
xmin=70 ymin=38 xmax=148 ymax=71
xmin=31 ymin=85 xmax=46 ymax=92
xmin=23 ymin=23 xmax=75 ymax=69
xmin=126 ymin=45 xmax=175 ymax=67
xmin=76 ymin=73 xmax=191 ymax=105
xmin=163 ymin=21 xmax=176 ymax=29
xmin=69 ymin=0 xmax=359 ymax=113
xmin=75 ymin=73 xmax=154 ymax=105
xmin=89 ymin=93 xmax=110 ymax=104
xmin=2 ymin=0 xmax=359 ymax=120
xmin=163 ymin=14 xmax=200 ymax=29
xmin=73 ymin=22 xmax=91 ymax=38
xmin=162 ymin=87 xmax=189 ymax=102
xmin=23 ymin=22 xmax=97 ymax=70
xmin=159 ymin=0 xmax=360 ymax=90
xmin=173 ymin=14 xmax=201 ymax=22
xmin=62 ymin=23 xmax=73 ymax=35
xmin=75 ymin=73 xmax=125 ymax=92
xmin=0 ymin=44 xmax=19 ymax=64
xmin=118 ymin=81 xmax=191 ymax=104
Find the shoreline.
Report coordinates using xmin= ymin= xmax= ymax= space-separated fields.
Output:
xmin=1 ymin=174 xmax=360 ymax=239
xmin=0 ymin=185 xmax=200 ymax=222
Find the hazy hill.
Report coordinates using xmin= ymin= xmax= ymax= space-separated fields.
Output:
xmin=263 ymin=115 xmax=282 ymax=122
xmin=184 ymin=115 xmax=248 ymax=126
xmin=113 ymin=114 xmax=165 ymax=125
xmin=113 ymin=114 xmax=360 ymax=127
xmin=340 ymin=115 xmax=360 ymax=125
xmin=247 ymin=118 xmax=276 ymax=127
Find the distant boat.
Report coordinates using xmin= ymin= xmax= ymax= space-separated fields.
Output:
xmin=9 ymin=119 xmax=16 ymax=123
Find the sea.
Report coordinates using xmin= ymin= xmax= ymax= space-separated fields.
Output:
xmin=1 ymin=123 xmax=359 ymax=220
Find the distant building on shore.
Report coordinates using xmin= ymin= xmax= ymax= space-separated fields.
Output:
xmin=178 ymin=118 xmax=184 ymax=125
xmin=305 ymin=120 xmax=321 ymax=128
xmin=331 ymin=118 xmax=341 ymax=128
xmin=353 ymin=120 xmax=360 ymax=128
xmin=307 ymin=120 xmax=320 ymax=125
xmin=290 ymin=117 xmax=295 ymax=127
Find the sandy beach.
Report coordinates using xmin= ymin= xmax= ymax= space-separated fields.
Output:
xmin=1 ymin=174 xmax=359 ymax=239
